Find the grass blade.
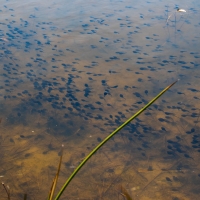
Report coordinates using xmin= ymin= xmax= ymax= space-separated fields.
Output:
xmin=54 ymin=80 xmax=178 ymax=200
xmin=48 ymin=145 xmax=64 ymax=200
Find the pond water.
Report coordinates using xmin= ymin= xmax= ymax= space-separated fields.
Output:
xmin=0 ymin=0 xmax=200 ymax=199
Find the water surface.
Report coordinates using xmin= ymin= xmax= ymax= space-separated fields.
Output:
xmin=0 ymin=0 xmax=200 ymax=199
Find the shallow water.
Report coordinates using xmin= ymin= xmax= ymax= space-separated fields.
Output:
xmin=0 ymin=0 xmax=200 ymax=199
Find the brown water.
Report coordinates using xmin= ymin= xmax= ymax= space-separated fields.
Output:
xmin=0 ymin=0 xmax=200 ymax=199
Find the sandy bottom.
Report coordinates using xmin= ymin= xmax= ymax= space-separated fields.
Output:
xmin=0 ymin=0 xmax=200 ymax=199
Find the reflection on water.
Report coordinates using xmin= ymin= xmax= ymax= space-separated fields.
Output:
xmin=0 ymin=0 xmax=200 ymax=199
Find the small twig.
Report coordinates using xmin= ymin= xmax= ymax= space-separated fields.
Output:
xmin=73 ymin=128 xmax=80 ymax=135
xmin=2 ymin=182 xmax=10 ymax=200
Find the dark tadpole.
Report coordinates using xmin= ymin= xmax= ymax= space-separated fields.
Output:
xmin=111 ymin=85 xmax=118 ymax=88
xmin=177 ymin=91 xmax=185 ymax=95
xmin=95 ymin=101 xmax=102 ymax=105
xmin=84 ymin=87 xmax=91 ymax=97
xmin=107 ymin=103 xmax=113 ymax=108
xmin=135 ymin=101 xmax=143 ymax=104
xmin=184 ymin=153 xmax=193 ymax=159
xmin=124 ymin=85 xmax=130 ymax=90
xmin=166 ymin=177 xmax=172 ymax=182
xmin=104 ymin=91 xmax=108 ymax=97
xmin=120 ymin=94 xmax=125 ymax=99
xmin=158 ymin=118 xmax=166 ymax=122
xmin=186 ymin=128 xmax=195 ymax=134
xmin=101 ymin=80 xmax=107 ymax=86
xmin=187 ymin=88 xmax=199 ymax=92
xmin=133 ymin=92 xmax=142 ymax=98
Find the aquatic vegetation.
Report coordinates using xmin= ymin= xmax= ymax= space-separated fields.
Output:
xmin=48 ymin=145 xmax=64 ymax=200
xmin=0 ymin=1 xmax=200 ymax=199
xmin=51 ymin=80 xmax=177 ymax=200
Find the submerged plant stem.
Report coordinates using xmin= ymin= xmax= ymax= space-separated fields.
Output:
xmin=2 ymin=182 xmax=10 ymax=200
xmin=48 ymin=145 xmax=64 ymax=200
xmin=54 ymin=80 xmax=178 ymax=200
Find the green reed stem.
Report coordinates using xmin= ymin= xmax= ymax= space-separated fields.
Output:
xmin=54 ymin=80 xmax=178 ymax=200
